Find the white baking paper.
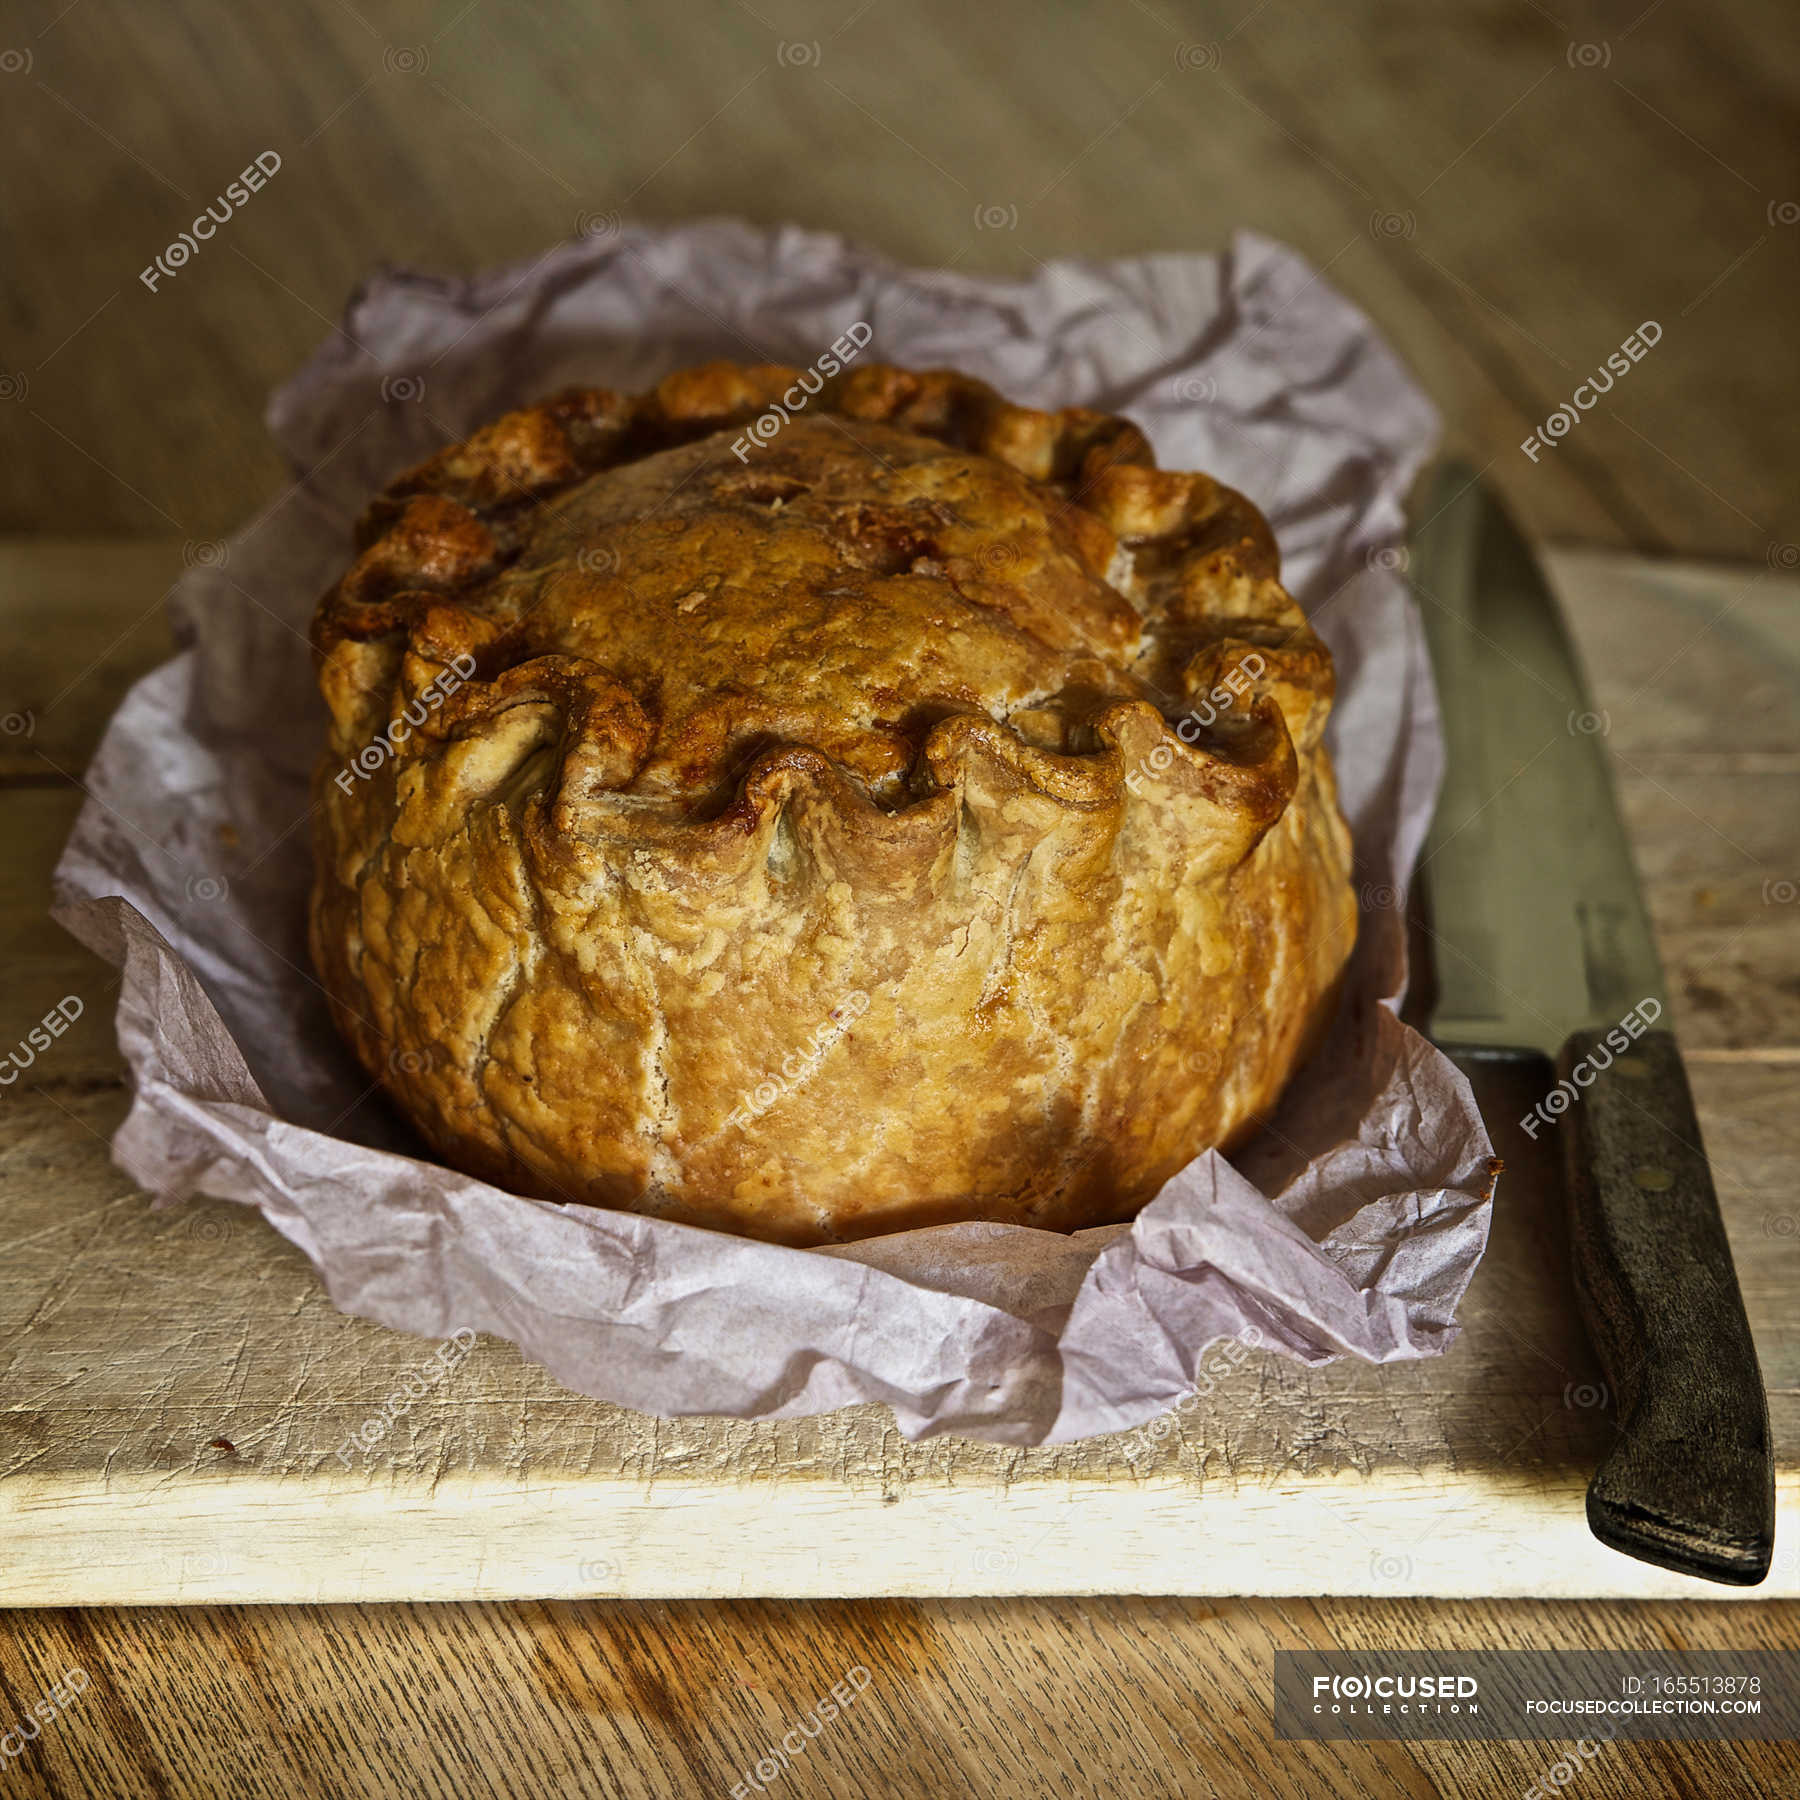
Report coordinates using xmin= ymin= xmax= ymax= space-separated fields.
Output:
xmin=53 ymin=221 xmax=1496 ymax=1444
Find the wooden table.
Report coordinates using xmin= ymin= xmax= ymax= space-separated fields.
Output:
xmin=4 ymin=2 xmax=1800 ymax=1793
xmin=3 ymin=538 xmax=1796 ymax=1795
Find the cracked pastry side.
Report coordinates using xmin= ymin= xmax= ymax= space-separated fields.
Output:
xmin=308 ymin=360 xmax=1357 ymax=1246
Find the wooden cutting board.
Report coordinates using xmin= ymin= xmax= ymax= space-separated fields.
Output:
xmin=2 ymin=543 xmax=1796 ymax=1606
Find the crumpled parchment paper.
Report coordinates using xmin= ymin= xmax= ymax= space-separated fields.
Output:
xmin=53 ymin=221 xmax=1496 ymax=1444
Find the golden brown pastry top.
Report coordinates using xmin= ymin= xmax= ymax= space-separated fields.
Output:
xmin=313 ymin=361 xmax=1331 ymax=841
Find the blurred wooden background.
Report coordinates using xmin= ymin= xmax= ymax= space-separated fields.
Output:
xmin=3 ymin=0 xmax=1797 ymax=557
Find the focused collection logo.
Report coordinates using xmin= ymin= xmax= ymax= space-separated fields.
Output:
xmin=1311 ymin=1672 xmax=1480 ymax=1713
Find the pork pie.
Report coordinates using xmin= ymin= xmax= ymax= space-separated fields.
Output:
xmin=308 ymin=361 xmax=1356 ymax=1245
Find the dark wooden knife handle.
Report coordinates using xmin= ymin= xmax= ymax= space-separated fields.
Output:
xmin=1560 ymin=1025 xmax=1773 ymax=1584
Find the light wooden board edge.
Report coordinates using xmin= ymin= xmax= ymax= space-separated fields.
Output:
xmin=5 ymin=1467 xmax=1796 ymax=1607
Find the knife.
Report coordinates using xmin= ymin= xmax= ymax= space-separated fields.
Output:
xmin=1408 ymin=461 xmax=1774 ymax=1586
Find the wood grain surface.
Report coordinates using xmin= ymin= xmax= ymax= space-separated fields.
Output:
xmin=3 ymin=1596 xmax=1800 ymax=1800
xmin=3 ymin=0 xmax=1799 ymax=562
xmin=0 ymin=1054 xmax=1793 ymax=1608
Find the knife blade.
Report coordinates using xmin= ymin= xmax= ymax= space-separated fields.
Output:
xmin=1409 ymin=461 xmax=1774 ymax=1586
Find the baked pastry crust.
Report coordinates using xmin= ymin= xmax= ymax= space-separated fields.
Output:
xmin=308 ymin=360 xmax=1356 ymax=1246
